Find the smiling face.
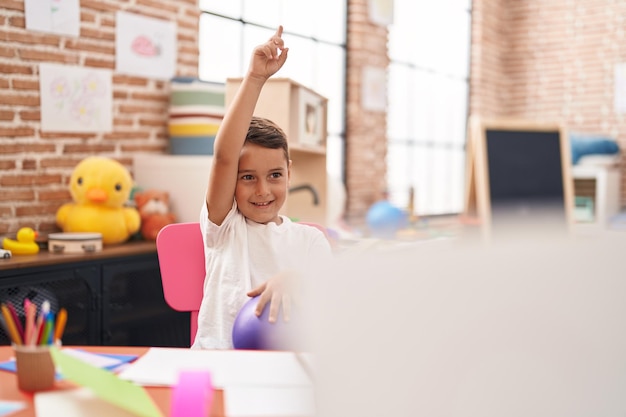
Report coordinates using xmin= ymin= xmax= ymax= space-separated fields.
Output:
xmin=235 ymin=143 xmax=291 ymax=224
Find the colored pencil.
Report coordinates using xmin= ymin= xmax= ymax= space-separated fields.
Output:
xmin=23 ymin=299 xmax=36 ymax=346
xmin=54 ymin=307 xmax=67 ymax=343
xmin=39 ymin=313 xmax=52 ymax=346
xmin=33 ymin=300 xmax=50 ymax=346
xmin=5 ymin=302 xmax=24 ymax=342
xmin=46 ymin=312 xmax=54 ymax=345
xmin=0 ymin=303 xmax=22 ymax=345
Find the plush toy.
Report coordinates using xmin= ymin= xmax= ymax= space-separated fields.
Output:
xmin=56 ymin=156 xmax=141 ymax=245
xmin=134 ymin=189 xmax=176 ymax=240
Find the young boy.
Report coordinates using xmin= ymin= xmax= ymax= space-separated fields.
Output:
xmin=192 ymin=26 xmax=333 ymax=349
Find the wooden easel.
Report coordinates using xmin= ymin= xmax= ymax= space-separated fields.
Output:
xmin=462 ymin=116 xmax=490 ymax=233
xmin=463 ymin=116 xmax=574 ymax=239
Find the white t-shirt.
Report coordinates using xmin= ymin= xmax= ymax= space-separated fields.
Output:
xmin=192 ymin=201 xmax=333 ymax=349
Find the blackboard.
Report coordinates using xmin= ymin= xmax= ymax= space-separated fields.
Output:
xmin=464 ymin=117 xmax=574 ymax=237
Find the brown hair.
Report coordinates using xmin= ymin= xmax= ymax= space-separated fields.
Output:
xmin=245 ymin=116 xmax=290 ymax=162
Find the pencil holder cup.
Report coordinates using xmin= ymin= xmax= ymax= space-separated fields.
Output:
xmin=14 ymin=345 xmax=55 ymax=391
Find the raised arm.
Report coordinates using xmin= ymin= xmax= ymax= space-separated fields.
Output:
xmin=206 ymin=26 xmax=289 ymax=225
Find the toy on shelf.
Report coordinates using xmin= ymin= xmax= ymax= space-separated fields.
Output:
xmin=134 ymin=189 xmax=176 ymax=241
xmin=2 ymin=227 xmax=39 ymax=255
xmin=56 ymin=157 xmax=141 ymax=245
xmin=366 ymin=200 xmax=408 ymax=239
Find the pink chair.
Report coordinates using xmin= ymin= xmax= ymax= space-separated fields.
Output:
xmin=156 ymin=221 xmax=331 ymax=346
xmin=156 ymin=222 xmax=205 ymax=346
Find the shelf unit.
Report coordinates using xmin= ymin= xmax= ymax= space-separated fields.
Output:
xmin=0 ymin=242 xmax=190 ymax=347
xmin=133 ymin=154 xmax=212 ymax=224
xmin=226 ymin=77 xmax=328 ymax=225
xmin=572 ymin=164 xmax=621 ymax=232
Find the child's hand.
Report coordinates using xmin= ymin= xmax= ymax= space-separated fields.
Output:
xmin=247 ymin=25 xmax=289 ymax=82
xmin=247 ymin=269 xmax=297 ymax=323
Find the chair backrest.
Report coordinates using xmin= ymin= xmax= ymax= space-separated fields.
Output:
xmin=156 ymin=222 xmax=205 ymax=345
xmin=156 ymin=220 xmax=330 ymax=346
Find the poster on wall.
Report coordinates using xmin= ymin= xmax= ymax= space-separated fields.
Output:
xmin=115 ymin=11 xmax=177 ymax=80
xmin=39 ymin=63 xmax=113 ymax=133
xmin=614 ymin=63 xmax=626 ymax=113
xmin=367 ymin=0 xmax=394 ymax=26
xmin=362 ymin=66 xmax=387 ymax=112
xmin=25 ymin=0 xmax=80 ymax=37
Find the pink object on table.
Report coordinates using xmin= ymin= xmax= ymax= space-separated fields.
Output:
xmin=170 ymin=370 xmax=213 ymax=417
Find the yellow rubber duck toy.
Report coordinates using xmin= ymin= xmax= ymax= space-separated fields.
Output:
xmin=2 ymin=227 xmax=39 ymax=255
xmin=56 ymin=156 xmax=141 ymax=245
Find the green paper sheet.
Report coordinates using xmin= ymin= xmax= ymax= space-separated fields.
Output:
xmin=49 ymin=347 xmax=163 ymax=417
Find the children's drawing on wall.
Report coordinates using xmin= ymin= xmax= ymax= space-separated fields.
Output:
xmin=25 ymin=0 xmax=80 ymax=37
xmin=614 ymin=63 xmax=626 ymax=113
xmin=115 ymin=11 xmax=177 ymax=80
xmin=362 ymin=66 xmax=387 ymax=112
xmin=367 ymin=0 xmax=394 ymax=26
xmin=131 ymin=35 xmax=161 ymax=57
xmin=39 ymin=63 xmax=113 ymax=133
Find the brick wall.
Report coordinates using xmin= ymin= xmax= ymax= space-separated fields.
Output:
xmin=345 ymin=0 xmax=389 ymax=225
xmin=0 ymin=0 xmax=199 ymax=235
xmin=471 ymin=0 xmax=626 ymax=207
xmin=5 ymin=0 xmax=623 ymax=238
xmin=468 ymin=0 xmax=508 ymax=117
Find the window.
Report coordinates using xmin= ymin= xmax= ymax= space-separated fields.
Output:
xmin=198 ymin=0 xmax=347 ymax=180
xmin=386 ymin=0 xmax=471 ymax=216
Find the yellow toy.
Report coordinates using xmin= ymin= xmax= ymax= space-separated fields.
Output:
xmin=2 ymin=227 xmax=39 ymax=255
xmin=56 ymin=156 xmax=141 ymax=245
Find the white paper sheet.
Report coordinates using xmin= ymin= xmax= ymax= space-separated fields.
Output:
xmin=34 ymin=379 xmax=316 ymax=417
xmin=25 ymin=0 xmax=79 ymax=37
xmin=295 ymin=352 xmax=316 ymax=379
xmin=61 ymin=349 xmax=127 ymax=369
xmin=117 ymin=348 xmax=312 ymax=388
xmin=34 ymin=388 xmax=139 ymax=417
xmin=224 ymin=386 xmax=316 ymax=417
xmin=0 ymin=401 xmax=26 ymax=417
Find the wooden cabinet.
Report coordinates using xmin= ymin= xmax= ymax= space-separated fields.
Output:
xmin=572 ymin=164 xmax=622 ymax=232
xmin=0 ymin=242 xmax=189 ymax=347
xmin=226 ymin=77 xmax=328 ymax=225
